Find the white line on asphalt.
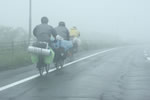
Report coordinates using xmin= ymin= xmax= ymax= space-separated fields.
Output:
xmin=144 ymin=50 xmax=148 ymax=56
xmin=0 ymin=48 xmax=116 ymax=92
xmin=144 ymin=50 xmax=150 ymax=61
xmin=63 ymin=49 xmax=115 ymax=67
xmin=147 ymin=57 xmax=150 ymax=61
xmin=144 ymin=54 xmax=148 ymax=56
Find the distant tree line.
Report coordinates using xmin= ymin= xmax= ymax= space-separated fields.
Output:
xmin=0 ymin=26 xmax=28 ymax=43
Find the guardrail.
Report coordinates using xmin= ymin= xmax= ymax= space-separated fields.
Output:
xmin=0 ymin=40 xmax=32 ymax=71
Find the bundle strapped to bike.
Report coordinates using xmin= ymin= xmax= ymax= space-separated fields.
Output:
xmin=28 ymin=42 xmax=51 ymax=56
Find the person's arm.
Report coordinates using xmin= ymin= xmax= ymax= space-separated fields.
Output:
xmin=51 ymin=28 xmax=57 ymax=39
xmin=33 ymin=26 xmax=37 ymax=37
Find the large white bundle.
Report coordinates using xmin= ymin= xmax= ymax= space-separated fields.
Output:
xmin=28 ymin=46 xmax=51 ymax=56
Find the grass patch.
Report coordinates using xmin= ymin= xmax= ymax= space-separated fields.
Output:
xmin=0 ymin=46 xmax=32 ymax=71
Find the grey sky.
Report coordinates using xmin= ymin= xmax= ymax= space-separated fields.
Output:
xmin=0 ymin=0 xmax=150 ymax=43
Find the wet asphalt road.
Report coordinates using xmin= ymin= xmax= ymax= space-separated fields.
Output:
xmin=0 ymin=46 xmax=150 ymax=100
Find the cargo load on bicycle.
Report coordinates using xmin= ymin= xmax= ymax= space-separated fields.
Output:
xmin=28 ymin=41 xmax=55 ymax=65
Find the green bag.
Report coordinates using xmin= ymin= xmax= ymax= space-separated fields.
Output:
xmin=31 ymin=48 xmax=55 ymax=64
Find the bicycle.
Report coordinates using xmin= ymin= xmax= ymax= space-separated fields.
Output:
xmin=28 ymin=41 xmax=55 ymax=76
xmin=51 ymin=40 xmax=66 ymax=70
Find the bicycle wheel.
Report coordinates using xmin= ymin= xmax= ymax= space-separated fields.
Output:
xmin=38 ymin=66 xmax=44 ymax=76
xmin=45 ymin=64 xmax=50 ymax=74
xmin=55 ymin=62 xmax=59 ymax=70
xmin=60 ymin=60 xmax=64 ymax=68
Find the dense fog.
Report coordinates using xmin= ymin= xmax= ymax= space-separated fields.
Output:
xmin=0 ymin=0 xmax=150 ymax=45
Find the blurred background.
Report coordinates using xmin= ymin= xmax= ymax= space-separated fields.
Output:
xmin=0 ymin=0 xmax=150 ymax=70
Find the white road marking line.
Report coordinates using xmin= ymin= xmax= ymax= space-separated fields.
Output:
xmin=144 ymin=50 xmax=147 ymax=56
xmin=144 ymin=54 xmax=148 ymax=56
xmin=63 ymin=49 xmax=115 ymax=67
xmin=0 ymin=48 xmax=116 ymax=92
xmin=147 ymin=57 xmax=150 ymax=61
xmin=144 ymin=50 xmax=150 ymax=60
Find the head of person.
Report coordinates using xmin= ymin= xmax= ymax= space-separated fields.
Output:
xmin=58 ymin=21 xmax=65 ymax=27
xmin=41 ymin=16 xmax=49 ymax=24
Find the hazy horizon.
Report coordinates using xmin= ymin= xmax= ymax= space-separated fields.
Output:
xmin=0 ymin=0 xmax=150 ymax=43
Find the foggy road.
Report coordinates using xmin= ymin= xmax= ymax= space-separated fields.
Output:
xmin=0 ymin=46 xmax=150 ymax=100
